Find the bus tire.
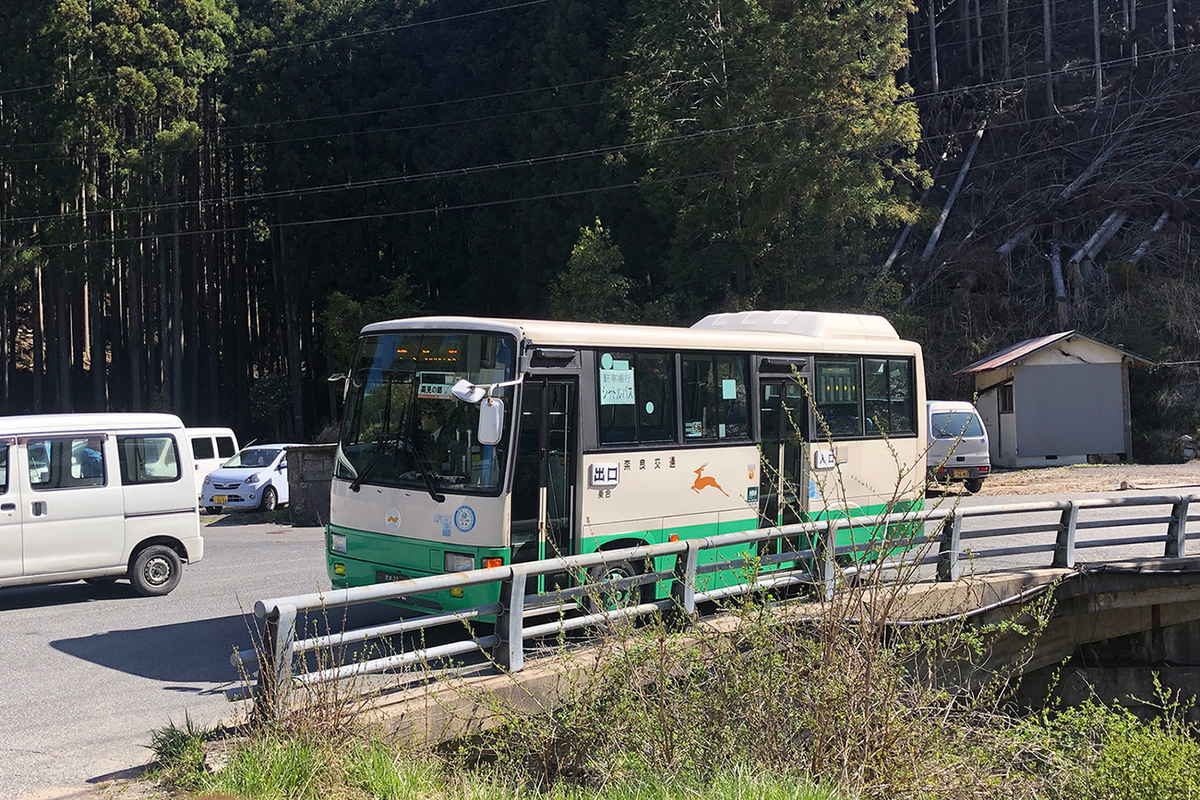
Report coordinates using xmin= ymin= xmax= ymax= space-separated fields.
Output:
xmin=585 ymin=558 xmax=646 ymax=614
xmin=130 ymin=544 xmax=183 ymax=597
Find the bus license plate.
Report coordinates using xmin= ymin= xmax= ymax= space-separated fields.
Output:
xmin=376 ymin=571 xmax=406 ymax=583
xmin=213 ymin=495 xmax=227 ymax=504
xmin=951 ymin=469 xmax=968 ymax=479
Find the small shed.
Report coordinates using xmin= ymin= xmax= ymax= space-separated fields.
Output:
xmin=954 ymin=332 xmax=1150 ymax=469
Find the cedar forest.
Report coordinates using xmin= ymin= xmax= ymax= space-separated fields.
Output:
xmin=2 ymin=0 xmax=1199 ymax=456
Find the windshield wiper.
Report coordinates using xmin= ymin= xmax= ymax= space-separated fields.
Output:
xmin=348 ymin=450 xmax=380 ymax=493
xmin=407 ymin=436 xmax=446 ymax=504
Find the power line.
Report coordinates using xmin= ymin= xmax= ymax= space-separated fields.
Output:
xmin=7 ymin=46 xmax=1200 ymax=228
xmin=0 ymin=0 xmax=551 ymax=101
xmin=9 ymin=100 xmax=1198 ymax=254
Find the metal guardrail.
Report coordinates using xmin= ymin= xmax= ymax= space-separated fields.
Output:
xmin=231 ymin=493 xmax=1198 ymax=703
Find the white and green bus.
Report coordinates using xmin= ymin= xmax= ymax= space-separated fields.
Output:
xmin=327 ymin=310 xmax=926 ymax=611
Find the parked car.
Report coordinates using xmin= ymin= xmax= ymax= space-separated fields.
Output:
xmin=926 ymin=400 xmax=991 ymax=493
xmin=0 ymin=412 xmax=203 ymax=596
xmin=201 ymin=444 xmax=299 ymax=513
xmin=186 ymin=427 xmax=239 ymax=495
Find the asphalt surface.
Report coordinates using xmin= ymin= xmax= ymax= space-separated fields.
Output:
xmin=3 ymin=487 xmax=1197 ymax=797
xmin=0 ymin=518 xmax=332 ymax=798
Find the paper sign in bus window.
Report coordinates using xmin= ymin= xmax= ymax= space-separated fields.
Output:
xmin=599 ymin=369 xmax=635 ymax=406
xmin=722 ymin=379 xmax=737 ymax=400
xmin=417 ymin=372 xmax=457 ymax=399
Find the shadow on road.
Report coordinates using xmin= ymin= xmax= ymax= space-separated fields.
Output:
xmin=49 ymin=602 xmax=415 ymax=685
xmin=0 ymin=579 xmax=146 ymax=611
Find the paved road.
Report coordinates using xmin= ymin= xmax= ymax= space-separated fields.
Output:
xmin=3 ymin=487 xmax=1196 ymax=797
xmin=0 ymin=518 xmax=337 ymax=797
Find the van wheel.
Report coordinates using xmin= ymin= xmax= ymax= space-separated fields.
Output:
xmin=261 ymin=486 xmax=278 ymax=512
xmin=965 ymin=478 xmax=984 ymax=494
xmin=130 ymin=545 xmax=182 ymax=597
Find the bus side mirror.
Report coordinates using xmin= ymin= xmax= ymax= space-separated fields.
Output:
xmin=478 ymin=398 xmax=504 ymax=445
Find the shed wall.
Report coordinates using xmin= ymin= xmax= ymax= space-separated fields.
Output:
xmin=1014 ymin=363 xmax=1125 ymax=456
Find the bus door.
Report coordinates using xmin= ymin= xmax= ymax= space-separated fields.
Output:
xmin=759 ymin=379 xmax=809 ymax=540
xmin=510 ymin=377 xmax=577 ymax=594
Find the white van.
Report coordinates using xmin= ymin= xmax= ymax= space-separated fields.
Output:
xmin=926 ymin=401 xmax=991 ymax=493
xmin=186 ymin=427 xmax=239 ymax=494
xmin=0 ymin=413 xmax=203 ymax=596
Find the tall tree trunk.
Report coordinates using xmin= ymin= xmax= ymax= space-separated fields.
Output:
xmin=1000 ymin=0 xmax=1011 ymax=82
xmin=961 ymin=0 xmax=972 ymax=73
xmin=974 ymin=0 xmax=984 ymax=78
xmin=1093 ymin=0 xmax=1103 ymax=111
xmin=921 ymin=121 xmax=987 ymax=262
xmin=33 ymin=265 xmax=44 ymax=409
xmin=171 ymin=168 xmax=183 ymax=414
xmin=1044 ymin=0 xmax=1056 ymax=112
xmin=928 ymin=0 xmax=940 ymax=93
xmin=1130 ymin=0 xmax=1137 ymax=65
xmin=56 ymin=278 xmax=71 ymax=411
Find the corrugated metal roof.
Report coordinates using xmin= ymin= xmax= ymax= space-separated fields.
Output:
xmin=954 ymin=331 xmax=1150 ymax=376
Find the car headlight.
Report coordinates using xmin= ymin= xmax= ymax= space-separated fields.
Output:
xmin=330 ymin=533 xmax=347 ymax=554
xmin=203 ymin=475 xmax=212 ymax=485
xmin=245 ymin=473 xmax=260 ymax=484
xmin=444 ymin=552 xmax=474 ymax=573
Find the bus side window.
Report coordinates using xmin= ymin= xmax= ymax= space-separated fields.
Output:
xmin=597 ymin=351 xmax=675 ymax=445
xmin=814 ymin=358 xmax=863 ymax=438
xmin=0 ymin=445 xmax=7 ymax=494
xmin=682 ymin=354 xmax=749 ymax=441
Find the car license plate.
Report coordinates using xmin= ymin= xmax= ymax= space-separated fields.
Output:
xmin=952 ymin=469 xmax=968 ymax=479
xmin=213 ymin=495 xmax=227 ymax=504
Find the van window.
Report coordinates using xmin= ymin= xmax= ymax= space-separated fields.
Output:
xmin=191 ymin=437 xmax=215 ymax=459
xmin=29 ymin=437 xmax=106 ymax=490
xmin=119 ymin=435 xmax=181 ymax=484
xmin=931 ymin=411 xmax=984 ymax=439
xmin=217 ymin=436 xmax=236 ymax=458
xmin=0 ymin=446 xmax=8 ymax=493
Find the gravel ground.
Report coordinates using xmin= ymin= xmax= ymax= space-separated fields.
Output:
xmin=974 ymin=461 xmax=1200 ymax=496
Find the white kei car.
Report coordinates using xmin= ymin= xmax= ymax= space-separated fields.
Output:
xmin=200 ymin=444 xmax=299 ymax=513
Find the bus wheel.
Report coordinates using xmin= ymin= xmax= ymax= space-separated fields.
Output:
xmin=130 ymin=545 xmax=182 ymax=597
xmin=585 ymin=559 xmax=645 ymax=614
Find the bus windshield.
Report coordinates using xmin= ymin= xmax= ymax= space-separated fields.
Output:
xmin=336 ymin=331 xmax=517 ymax=495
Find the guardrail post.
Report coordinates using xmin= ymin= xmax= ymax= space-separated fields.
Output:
xmin=495 ymin=569 xmax=527 ymax=672
xmin=937 ymin=511 xmax=963 ymax=582
xmin=1166 ymin=498 xmax=1190 ymax=558
xmin=670 ymin=540 xmax=702 ymax=618
xmin=257 ymin=603 xmax=296 ymax=719
xmin=1053 ymin=502 xmax=1079 ymax=568
xmin=818 ymin=523 xmax=837 ymax=600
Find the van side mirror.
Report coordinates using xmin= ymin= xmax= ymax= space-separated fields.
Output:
xmin=279 ymin=460 xmax=287 ymax=471
xmin=478 ymin=398 xmax=504 ymax=446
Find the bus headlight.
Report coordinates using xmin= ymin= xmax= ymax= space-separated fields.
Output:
xmin=331 ymin=533 xmax=347 ymax=553
xmin=444 ymin=552 xmax=474 ymax=573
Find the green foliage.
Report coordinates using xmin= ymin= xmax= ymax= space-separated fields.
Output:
xmin=612 ymin=0 xmax=927 ymax=309
xmin=148 ymin=713 xmax=208 ymax=781
xmin=322 ymin=276 xmax=423 ymax=374
xmin=549 ymin=220 xmax=634 ymax=323
xmin=249 ymin=374 xmax=292 ymax=438
xmin=1028 ymin=694 xmax=1200 ymax=800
